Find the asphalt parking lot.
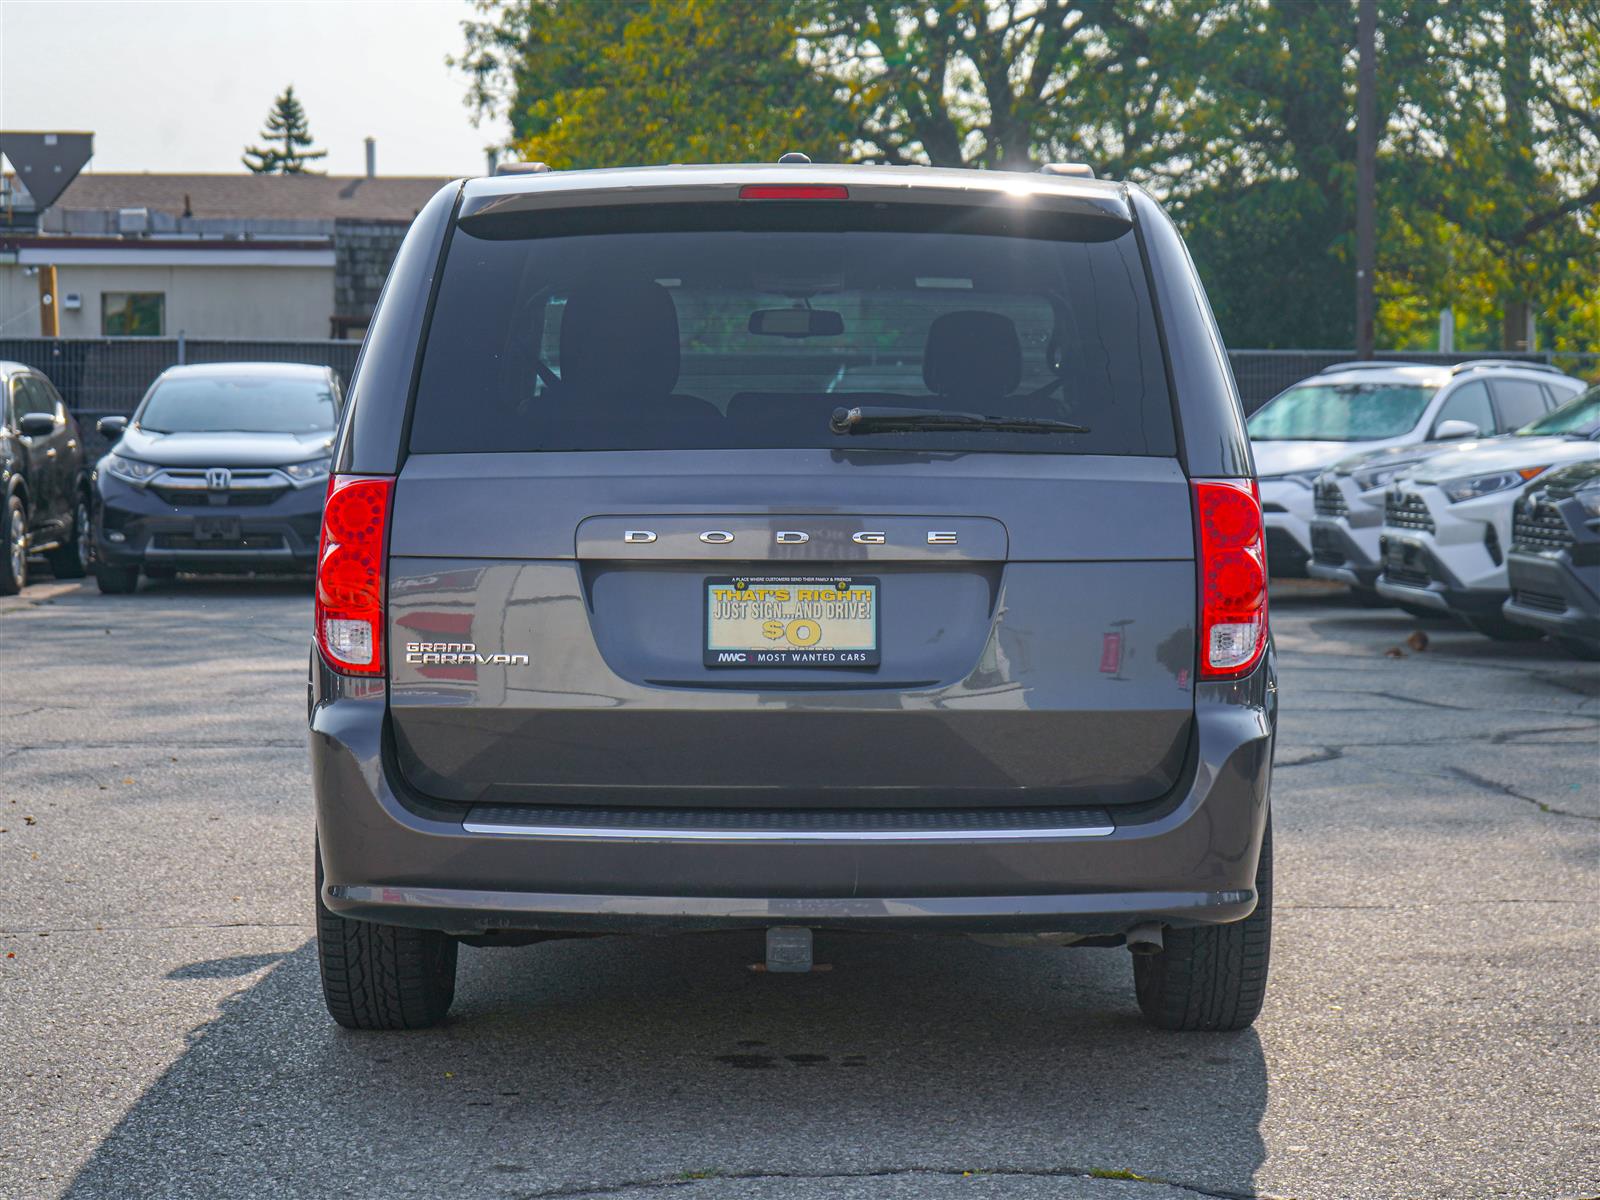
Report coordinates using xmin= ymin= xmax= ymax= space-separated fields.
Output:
xmin=2 ymin=575 xmax=1596 ymax=1200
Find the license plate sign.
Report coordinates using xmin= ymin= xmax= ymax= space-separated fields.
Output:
xmin=706 ymin=577 xmax=879 ymax=667
xmin=193 ymin=516 xmax=241 ymax=541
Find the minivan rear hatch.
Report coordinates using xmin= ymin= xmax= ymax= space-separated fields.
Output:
xmin=386 ymin=188 xmax=1196 ymax=811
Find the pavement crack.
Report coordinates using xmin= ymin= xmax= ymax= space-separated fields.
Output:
xmin=1446 ymin=766 xmax=1599 ymax=822
xmin=512 ymin=1166 xmax=1280 ymax=1200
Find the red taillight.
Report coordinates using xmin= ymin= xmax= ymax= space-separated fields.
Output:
xmin=315 ymin=474 xmax=393 ymax=676
xmin=738 ymin=184 xmax=849 ymax=200
xmin=1194 ymin=479 xmax=1268 ymax=679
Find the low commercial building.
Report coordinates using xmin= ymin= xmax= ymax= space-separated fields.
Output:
xmin=0 ymin=169 xmax=450 ymax=339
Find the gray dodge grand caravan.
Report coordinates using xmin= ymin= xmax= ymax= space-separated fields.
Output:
xmin=309 ymin=163 xmax=1276 ymax=1033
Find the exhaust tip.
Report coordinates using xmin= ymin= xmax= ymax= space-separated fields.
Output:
xmin=1125 ymin=922 xmax=1164 ymax=956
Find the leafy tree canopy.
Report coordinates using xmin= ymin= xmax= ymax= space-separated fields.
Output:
xmin=243 ymin=85 xmax=329 ymax=175
xmin=456 ymin=0 xmax=1600 ymax=353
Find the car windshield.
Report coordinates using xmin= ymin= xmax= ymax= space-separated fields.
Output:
xmin=1517 ymin=386 xmax=1599 ymax=436
xmin=408 ymin=205 xmax=1175 ymax=457
xmin=1247 ymin=382 xmax=1436 ymax=442
xmin=139 ymin=375 xmax=336 ymax=434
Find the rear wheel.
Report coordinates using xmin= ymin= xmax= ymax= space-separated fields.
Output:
xmin=1 ymin=495 xmax=26 ymax=594
xmin=95 ymin=564 xmax=140 ymax=594
xmin=315 ymin=847 xmax=457 ymax=1030
xmin=44 ymin=496 xmax=89 ymax=580
xmin=1465 ymin=613 xmax=1544 ymax=642
xmin=1555 ymin=635 xmax=1600 ymax=662
xmin=1134 ymin=817 xmax=1272 ymax=1032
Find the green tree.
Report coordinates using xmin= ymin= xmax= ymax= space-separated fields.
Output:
xmin=455 ymin=0 xmax=848 ymax=168
xmin=242 ymin=85 xmax=328 ymax=175
xmin=456 ymin=0 xmax=1600 ymax=353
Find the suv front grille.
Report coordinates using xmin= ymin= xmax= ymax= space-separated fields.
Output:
xmin=1385 ymin=562 xmax=1432 ymax=588
xmin=1513 ymin=588 xmax=1567 ymax=614
xmin=1313 ymin=480 xmax=1348 ymax=518
xmin=1310 ymin=525 xmax=1346 ymax=566
xmin=152 ymin=532 xmax=285 ymax=552
xmin=1512 ymin=497 xmax=1573 ymax=553
xmin=1385 ymin=491 xmax=1434 ymax=533
xmin=151 ymin=486 xmax=288 ymax=508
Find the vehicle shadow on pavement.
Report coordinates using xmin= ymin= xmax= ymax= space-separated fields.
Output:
xmin=64 ymin=931 xmax=1267 ymax=1198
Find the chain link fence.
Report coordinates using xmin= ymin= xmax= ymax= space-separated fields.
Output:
xmin=3 ymin=336 xmax=1595 ymax=461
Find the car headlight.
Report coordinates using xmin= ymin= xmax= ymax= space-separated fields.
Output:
xmin=283 ymin=455 xmax=332 ymax=483
xmin=1440 ymin=466 xmax=1546 ymax=504
xmin=1352 ymin=460 xmax=1421 ymax=492
xmin=102 ymin=453 xmax=160 ymax=483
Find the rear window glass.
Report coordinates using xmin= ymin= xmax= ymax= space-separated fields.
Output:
xmin=409 ymin=206 xmax=1174 ymax=457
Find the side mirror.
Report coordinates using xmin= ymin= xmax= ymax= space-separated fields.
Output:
xmin=748 ymin=308 xmax=845 ymax=339
xmin=1434 ymin=419 xmax=1480 ymax=440
xmin=97 ymin=415 xmax=129 ymax=440
xmin=18 ymin=413 xmax=56 ymax=437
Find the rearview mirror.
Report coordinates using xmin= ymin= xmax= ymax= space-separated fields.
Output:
xmin=1434 ymin=419 xmax=1480 ymax=440
xmin=97 ymin=415 xmax=129 ymax=440
xmin=748 ymin=308 xmax=845 ymax=339
xmin=17 ymin=413 xmax=55 ymax=437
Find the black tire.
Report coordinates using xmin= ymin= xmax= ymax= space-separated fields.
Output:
xmin=1555 ymin=635 xmax=1600 ymax=662
xmin=44 ymin=496 xmax=89 ymax=580
xmin=1134 ymin=817 xmax=1272 ymax=1032
xmin=0 ymin=495 xmax=26 ymax=595
xmin=95 ymin=564 xmax=140 ymax=594
xmin=1465 ymin=613 xmax=1543 ymax=642
xmin=315 ymin=847 xmax=457 ymax=1030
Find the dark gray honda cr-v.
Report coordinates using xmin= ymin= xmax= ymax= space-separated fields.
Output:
xmin=309 ymin=162 xmax=1276 ymax=1032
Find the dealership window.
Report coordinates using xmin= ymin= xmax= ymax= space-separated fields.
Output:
xmin=102 ymin=292 xmax=165 ymax=337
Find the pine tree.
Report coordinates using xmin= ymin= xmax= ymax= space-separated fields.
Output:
xmin=242 ymin=85 xmax=328 ymax=174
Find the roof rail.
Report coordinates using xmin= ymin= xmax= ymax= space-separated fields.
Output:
xmin=1038 ymin=162 xmax=1096 ymax=178
xmin=1449 ymin=358 xmax=1563 ymax=376
xmin=495 ymin=161 xmax=550 ymax=176
xmin=1315 ymin=360 xmax=1425 ymax=374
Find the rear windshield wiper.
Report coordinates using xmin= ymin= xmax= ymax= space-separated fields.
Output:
xmin=829 ymin=406 xmax=1089 ymax=436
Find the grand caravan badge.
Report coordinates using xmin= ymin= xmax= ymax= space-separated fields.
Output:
xmin=405 ymin=641 xmax=529 ymax=666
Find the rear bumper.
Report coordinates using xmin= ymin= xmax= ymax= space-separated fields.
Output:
xmin=94 ymin=473 xmax=322 ymax=571
xmin=310 ymin=651 xmax=1276 ymax=937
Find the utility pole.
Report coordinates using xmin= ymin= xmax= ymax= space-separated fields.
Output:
xmin=1355 ymin=0 xmax=1376 ymax=359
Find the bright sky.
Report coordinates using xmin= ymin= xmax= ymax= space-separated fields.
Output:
xmin=0 ymin=0 xmax=509 ymax=177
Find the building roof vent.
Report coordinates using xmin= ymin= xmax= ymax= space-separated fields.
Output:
xmin=117 ymin=207 xmax=149 ymax=235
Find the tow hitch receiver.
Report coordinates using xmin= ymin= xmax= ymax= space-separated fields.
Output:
xmin=764 ymin=926 xmax=814 ymax=973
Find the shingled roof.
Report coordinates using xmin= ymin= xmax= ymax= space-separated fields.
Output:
xmin=39 ymin=172 xmax=455 ymax=223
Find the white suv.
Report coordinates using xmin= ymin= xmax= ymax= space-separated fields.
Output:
xmin=1249 ymin=361 xmax=1584 ymax=576
xmin=1375 ymin=389 xmax=1600 ymax=639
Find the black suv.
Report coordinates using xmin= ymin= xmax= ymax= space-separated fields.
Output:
xmin=309 ymin=163 xmax=1277 ymax=1032
xmin=1 ymin=361 xmax=89 ymax=593
xmin=91 ymin=362 xmax=341 ymax=593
